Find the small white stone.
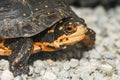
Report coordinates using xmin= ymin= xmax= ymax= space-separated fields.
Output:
xmin=69 ymin=59 xmax=79 ymax=68
xmin=115 ymin=40 xmax=120 ymax=48
xmin=94 ymin=6 xmax=107 ymax=15
xmin=98 ymin=64 xmax=113 ymax=76
xmin=89 ymin=50 xmax=101 ymax=59
xmin=92 ymin=72 xmax=104 ymax=80
xmin=0 ymin=59 xmax=9 ymax=70
xmin=14 ymin=76 xmax=21 ymax=80
xmin=29 ymin=66 xmax=34 ymax=75
xmin=115 ymin=6 xmax=120 ymax=14
xmin=43 ymin=71 xmax=57 ymax=80
xmin=60 ymin=70 xmax=69 ymax=78
xmin=33 ymin=60 xmax=46 ymax=73
xmin=63 ymin=61 xmax=70 ymax=70
xmin=71 ymin=75 xmax=79 ymax=80
xmin=0 ymin=70 xmax=14 ymax=80
xmin=35 ymin=77 xmax=42 ymax=80
xmin=102 ymin=52 xmax=116 ymax=60
xmin=111 ymin=74 xmax=120 ymax=80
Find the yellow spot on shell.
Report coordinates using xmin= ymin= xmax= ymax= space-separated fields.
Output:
xmin=48 ymin=30 xmax=54 ymax=33
xmin=59 ymin=26 xmax=63 ymax=30
xmin=59 ymin=20 xmax=63 ymax=23
xmin=35 ymin=8 xmax=39 ymax=11
xmin=47 ymin=12 xmax=51 ymax=15
xmin=32 ymin=17 xmax=36 ymax=21
xmin=3 ymin=18 xmax=7 ymax=22
xmin=23 ymin=13 xmax=26 ymax=16
xmin=45 ymin=5 xmax=48 ymax=8
xmin=18 ymin=52 xmax=21 ymax=56
xmin=38 ymin=22 xmax=41 ymax=25
xmin=61 ymin=14 xmax=64 ymax=16
xmin=70 ymin=18 xmax=74 ymax=20
xmin=69 ymin=22 xmax=73 ymax=25
xmin=19 ymin=21 xmax=22 ymax=24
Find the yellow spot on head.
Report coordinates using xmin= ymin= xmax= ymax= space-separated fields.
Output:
xmin=45 ymin=5 xmax=48 ymax=8
xmin=69 ymin=22 xmax=73 ymax=25
xmin=23 ymin=13 xmax=26 ymax=16
xmin=59 ymin=26 xmax=63 ymax=30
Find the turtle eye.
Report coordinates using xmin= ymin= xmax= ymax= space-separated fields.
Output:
xmin=64 ymin=22 xmax=77 ymax=34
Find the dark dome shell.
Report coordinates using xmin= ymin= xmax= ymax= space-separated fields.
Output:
xmin=0 ymin=0 xmax=78 ymax=39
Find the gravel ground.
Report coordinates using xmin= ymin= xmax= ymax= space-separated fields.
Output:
xmin=0 ymin=6 xmax=120 ymax=80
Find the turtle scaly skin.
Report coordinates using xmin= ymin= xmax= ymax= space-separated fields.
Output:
xmin=0 ymin=0 xmax=95 ymax=76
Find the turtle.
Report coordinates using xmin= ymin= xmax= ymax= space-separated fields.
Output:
xmin=0 ymin=0 xmax=95 ymax=76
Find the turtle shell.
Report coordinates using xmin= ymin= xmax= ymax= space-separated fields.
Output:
xmin=0 ymin=0 xmax=82 ymax=39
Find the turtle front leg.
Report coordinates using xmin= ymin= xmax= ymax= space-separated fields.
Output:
xmin=8 ymin=38 xmax=33 ymax=76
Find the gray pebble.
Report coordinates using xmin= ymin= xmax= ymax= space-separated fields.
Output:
xmin=92 ymin=72 xmax=104 ymax=80
xmin=97 ymin=64 xmax=113 ymax=76
xmin=63 ymin=61 xmax=70 ymax=70
xmin=43 ymin=71 xmax=57 ymax=80
xmin=59 ymin=70 xmax=70 ymax=78
xmin=71 ymin=75 xmax=80 ymax=80
xmin=29 ymin=66 xmax=34 ymax=75
xmin=35 ymin=77 xmax=42 ymax=80
xmin=114 ymin=40 xmax=120 ymax=48
xmin=89 ymin=50 xmax=101 ymax=59
xmin=111 ymin=74 xmax=120 ymax=80
xmin=51 ymin=66 xmax=60 ymax=74
xmin=69 ymin=59 xmax=79 ymax=68
xmin=33 ymin=60 xmax=47 ymax=73
xmin=0 ymin=59 xmax=9 ymax=70
xmin=0 ymin=70 xmax=14 ymax=80
xmin=14 ymin=76 xmax=21 ymax=80
xmin=102 ymin=52 xmax=117 ymax=60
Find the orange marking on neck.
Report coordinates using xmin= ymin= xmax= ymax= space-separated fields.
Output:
xmin=33 ymin=42 xmax=58 ymax=54
xmin=0 ymin=39 xmax=12 ymax=56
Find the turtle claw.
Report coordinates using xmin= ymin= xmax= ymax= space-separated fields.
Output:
xmin=12 ymin=64 xmax=29 ymax=77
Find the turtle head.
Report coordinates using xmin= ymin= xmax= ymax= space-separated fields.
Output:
xmin=39 ymin=17 xmax=87 ymax=50
xmin=52 ymin=17 xmax=87 ymax=49
xmin=34 ymin=17 xmax=87 ymax=52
